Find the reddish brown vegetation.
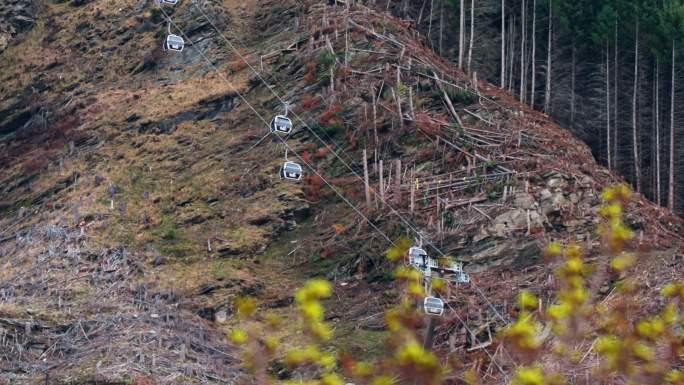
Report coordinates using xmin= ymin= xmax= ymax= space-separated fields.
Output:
xmin=227 ymin=59 xmax=248 ymax=73
xmin=314 ymin=145 xmax=331 ymax=159
xmin=303 ymin=61 xmax=317 ymax=83
xmin=414 ymin=113 xmax=442 ymax=136
xmin=301 ymin=150 xmax=312 ymax=164
xmin=336 ymin=65 xmax=352 ymax=79
xmin=22 ymin=157 xmax=48 ymax=174
xmin=301 ymin=94 xmax=322 ymax=111
xmin=318 ymin=105 xmax=342 ymax=127
xmin=304 ymin=174 xmax=325 ymax=201
xmin=51 ymin=115 xmax=80 ymax=139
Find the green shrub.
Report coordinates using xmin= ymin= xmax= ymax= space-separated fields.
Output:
xmin=162 ymin=227 xmax=177 ymax=241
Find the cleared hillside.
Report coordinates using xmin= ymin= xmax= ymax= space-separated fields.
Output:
xmin=0 ymin=0 xmax=682 ymax=384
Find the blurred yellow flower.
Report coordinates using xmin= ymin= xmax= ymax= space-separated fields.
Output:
xmin=234 ymin=297 xmax=257 ymax=319
xmin=370 ymin=375 xmax=395 ymax=385
xmin=598 ymin=203 xmax=622 ymax=219
xmin=512 ymin=366 xmax=546 ymax=385
xmin=545 ymin=242 xmax=563 ymax=258
xmin=318 ymin=354 xmax=337 ymax=370
xmin=517 ymin=290 xmax=538 ymax=311
xmin=395 ymin=341 xmax=440 ymax=371
xmin=610 ymin=252 xmax=636 ymax=272
xmin=352 ymin=361 xmax=374 ymax=377
xmin=309 ymin=321 xmax=333 ymax=341
xmin=386 ymin=237 xmax=412 ymax=262
xmin=229 ymin=329 xmax=248 ymax=345
xmin=320 ymin=373 xmax=344 ymax=385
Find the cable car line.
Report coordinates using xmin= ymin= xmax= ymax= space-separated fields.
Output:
xmin=190 ymin=1 xmax=358 ymax=165
xmin=446 ymin=301 xmax=509 ymax=380
xmin=155 ymin=5 xmax=395 ymax=246
xmin=188 ymin=1 xmax=510 ymax=327
xmin=155 ymin=5 xmax=512 ymax=374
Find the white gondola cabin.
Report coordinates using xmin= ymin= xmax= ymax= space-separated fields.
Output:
xmin=165 ymin=34 xmax=184 ymax=52
xmin=270 ymin=115 xmax=293 ymax=135
xmin=157 ymin=0 xmax=179 ymax=4
xmin=424 ymin=297 xmax=444 ymax=316
xmin=280 ymin=161 xmax=303 ymax=181
xmin=457 ymin=272 xmax=470 ymax=284
xmin=408 ymin=246 xmax=427 ymax=266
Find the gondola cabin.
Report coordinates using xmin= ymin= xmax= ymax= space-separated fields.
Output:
xmin=280 ymin=161 xmax=303 ymax=181
xmin=449 ymin=261 xmax=463 ymax=273
xmin=270 ymin=115 xmax=293 ymax=135
xmin=457 ymin=272 xmax=470 ymax=284
xmin=165 ymin=34 xmax=184 ymax=52
xmin=157 ymin=0 xmax=179 ymax=4
xmin=408 ymin=246 xmax=427 ymax=267
xmin=423 ymin=297 xmax=444 ymax=316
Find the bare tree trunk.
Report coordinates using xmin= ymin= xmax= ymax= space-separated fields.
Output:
xmin=571 ymin=41 xmax=576 ymax=128
xmin=544 ymin=0 xmax=552 ymax=114
xmin=519 ymin=0 xmax=526 ymax=102
xmin=501 ymin=0 xmax=505 ymax=88
xmin=395 ymin=159 xmax=402 ymax=205
xmin=508 ymin=14 xmax=515 ymax=92
xmin=614 ymin=21 xmax=619 ymax=172
xmin=418 ymin=0 xmax=428 ymax=24
xmin=428 ymin=0 xmax=434 ymax=45
xmin=669 ymin=39 xmax=676 ymax=211
xmin=459 ymin=0 xmax=465 ymax=69
xmin=363 ymin=149 xmax=372 ymax=206
xmin=632 ymin=20 xmax=641 ymax=193
xmin=439 ymin=0 xmax=444 ymax=55
xmin=467 ymin=0 xmax=475 ymax=74
xmin=656 ymin=59 xmax=661 ymax=205
xmin=606 ymin=42 xmax=611 ymax=170
xmin=530 ymin=0 xmax=536 ymax=107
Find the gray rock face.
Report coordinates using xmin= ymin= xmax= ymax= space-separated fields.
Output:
xmin=0 ymin=0 xmax=38 ymax=52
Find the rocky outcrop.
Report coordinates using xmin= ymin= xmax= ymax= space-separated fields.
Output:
xmin=0 ymin=0 xmax=38 ymax=52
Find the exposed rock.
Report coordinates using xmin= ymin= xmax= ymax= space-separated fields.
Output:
xmin=69 ymin=0 xmax=94 ymax=6
xmin=183 ymin=213 xmax=208 ymax=225
xmin=540 ymin=191 xmax=568 ymax=216
xmin=459 ymin=237 xmax=541 ymax=271
xmin=492 ymin=208 xmax=543 ymax=235
xmin=0 ymin=0 xmax=38 ymax=52
xmin=214 ymin=309 xmax=227 ymax=324
xmin=217 ymin=243 xmax=242 ymax=257
xmin=512 ymin=192 xmax=536 ymax=210
xmin=266 ymin=297 xmax=294 ymax=308
xmin=248 ymin=215 xmax=272 ymax=226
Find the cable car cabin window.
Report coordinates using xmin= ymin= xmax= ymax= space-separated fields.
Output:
xmin=281 ymin=161 xmax=302 ymax=181
xmin=423 ymin=297 xmax=444 ymax=316
xmin=165 ymin=35 xmax=184 ymax=52
xmin=270 ymin=115 xmax=293 ymax=135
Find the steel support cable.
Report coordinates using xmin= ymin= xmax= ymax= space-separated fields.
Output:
xmin=445 ymin=300 xmax=510 ymax=382
xmin=156 ymin=6 xmax=394 ymax=247
xmin=189 ymin=0 xmax=512 ymax=328
xmin=190 ymin=2 xmax=357 ymax=165
xmin=158 ymin=5 xmax=513 ymax=374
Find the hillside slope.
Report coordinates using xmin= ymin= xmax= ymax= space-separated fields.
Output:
xmin=0 ymin=0 xmax=682 ymax=384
